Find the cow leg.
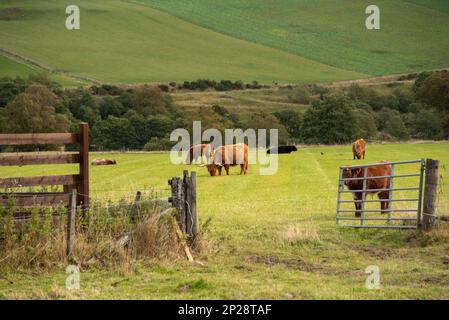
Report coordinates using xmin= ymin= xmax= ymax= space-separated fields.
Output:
xmin=244 ymin=163 xmax=248 ymax=174
xmin=218 ymin=166 xmax=222 ymax=176
xmin=240 ymin=164 xmax=245 ymax=175
xmin=224 ymin=165 xmax=230 ymax=175
xmin=354 ymin=192 xmax=362 ymax=217
xmin=363 ymin=151 xmax=365 ymax=159
xmin=378 ymin=191 xmax=390 ymax=213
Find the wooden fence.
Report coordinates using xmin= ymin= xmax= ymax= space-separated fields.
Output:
xmin=0 ymin=123 xmax=89 ymax=209
xmin=168 ymin=170 xmax=197 ymax=245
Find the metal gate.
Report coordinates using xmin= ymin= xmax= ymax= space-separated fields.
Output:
xmin=336 ymin=159 xmax=425 ymax=229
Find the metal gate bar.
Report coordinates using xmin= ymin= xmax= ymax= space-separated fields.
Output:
xmin=336 ymin=159 xmax=425 ymax=229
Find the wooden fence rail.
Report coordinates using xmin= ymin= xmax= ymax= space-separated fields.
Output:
xmin=0 ymin=123 xmax=89 ymax=208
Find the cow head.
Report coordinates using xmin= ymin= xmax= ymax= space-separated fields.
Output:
xmin=342 ymin=167 xmax=362 ymax=186
xmin=207 ymin=163 xmax=218 ymax=176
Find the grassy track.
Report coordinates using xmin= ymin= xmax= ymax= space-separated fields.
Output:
xmin=142 ymin=0 xmax=449 ymax=76
xmin=1 ymin=142 xmax=449 ymax=299
xmin=0 ymin=0 xmax=363 ymax=84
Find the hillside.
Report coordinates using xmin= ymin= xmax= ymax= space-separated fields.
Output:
xmin=141 ymin=0 xmax=449 ymax=76
xmin=0 ymin=0 xmax=363 ymax=85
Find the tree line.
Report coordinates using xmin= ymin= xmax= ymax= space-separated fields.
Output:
xmin=0 ymin=71 xmax=447 ymax=151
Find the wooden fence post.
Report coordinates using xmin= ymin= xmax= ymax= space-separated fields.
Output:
xmin=131 ymin=191 xmax=142 ymax=222
xmin=169 ymin=171 xmax=198 ymax=244
xmin=67 ymin=189 xmax=77 ymax=258
xmin=78 ymin=123 xmax=89 ymax=209
xmin=169 ymin=177 xmax=185 ymax=232
xmin=186 ymin=171 xmax=197 ymax=245
xmin=422 ymin=159 xmax=439 ymax=231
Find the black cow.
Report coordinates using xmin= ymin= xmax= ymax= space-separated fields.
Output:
xmin=267 ymin=145 xmax=298 ymax=154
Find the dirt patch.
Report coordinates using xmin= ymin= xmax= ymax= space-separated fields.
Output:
xmin=349 ymin=244 xmax=397 ymax=259
xmin=0 ymin=8 xmax=28 ymax=20
xmin=245 ymin=254 xmax=362 ymax=276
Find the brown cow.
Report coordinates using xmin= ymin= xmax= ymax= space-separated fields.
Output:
xmin=342 ymin=161 xmax=392 ymax=217
xmin=91 ymin=158 xmax=117 ymax=166
xmin=186 ymin=144 xmax=212 ymax=165
xmin=207 ymin=143 xmax=248 ymax=176
xmin=352 ymin=139 xmax=366 ymax=160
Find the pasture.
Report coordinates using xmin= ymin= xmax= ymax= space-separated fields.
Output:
xmin=1 ymin=142 xmax=448 ymax=299
xmin=143 ymin=0 xmax=449 ymax=76
xmin=0 ymin=55 xmax=84 ymax=87
xmin=0 ymin=0 xmax=363 ymax=84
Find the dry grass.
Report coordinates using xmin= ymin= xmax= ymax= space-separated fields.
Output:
xmin=280 ymin=223 xmax=321 ymax=245
xmin=0 ymin=199 xmax=184 ymax=272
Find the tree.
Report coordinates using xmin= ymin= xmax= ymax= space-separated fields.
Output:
xmin=67 ymin=89 xmax=101 ymax=124
xmin=0 ymin=76 xmax=29 ymax=108
xmin=353 ymin=104 xmax=378 ymax=139
xmin=411 ymin=109 xmax=444 ymax=140
xmin=274 ymin=110 xmax=302 ymax=140
xmin=91 ymin=116 xmax=134 ymax=150
xmin=412 ymin=71 xmax=433 ymax=93
xmin=376 ymin=108 xmax=409 ymax=140
xmin=301 ymin=95 xmax=358 ymax=144
xmin=416 ymin=71 xmax=449 ymax=113
xmin=132 ymin=85 xmax=168 ymax=116
xmin=0 ymin=85 xmax=69 ymax=134
xmin=246 ymin=113 xmax=289 ymax=145
xmin=99 ymin=95 xmax=126 ymax=120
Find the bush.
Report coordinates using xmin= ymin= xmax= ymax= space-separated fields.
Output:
xmin=410 ymin=109 xmax=444 ymax=140
xmin=288 ymin=87 xmax=311 ymax=104
xmin=158 ymin=84 xmax=170 ymax=92
xmin=416 ymin=71 xmax=449 ymax=113
xmin=301 ymin=95 xmax=358 ymax=144
xmin=376 ymin=108 xmax=410 ymax=140
xmin=144 ymin=137 xmax=175 ymax=151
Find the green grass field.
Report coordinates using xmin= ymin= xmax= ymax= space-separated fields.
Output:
xmin=0 ymin=0 xmax=363 ymax=84
xmin=0 ymin=55 xmax=85 ymax=87
xmin=143 ymin=0 xmax=449 ymax=76
xmin=1 ymin=142 xmax=448 ymax=299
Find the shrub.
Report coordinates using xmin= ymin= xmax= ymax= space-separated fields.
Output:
xmin=376 ymin=107 xmax=410 ymax=140
xmin=144 ymin=137 xmax=174 ymax=151
xmin=301 ymin=95 xmax=358 ymax=144
xmin=288 ymin=87 xmax=311 ymax=104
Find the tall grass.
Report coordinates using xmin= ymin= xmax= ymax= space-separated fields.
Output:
xmin=0 ymin=196 xmax=184 ymax=271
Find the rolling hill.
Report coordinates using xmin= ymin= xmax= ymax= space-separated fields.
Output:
xmin=0 ymin=0 xmax=448 ymax=85
xmin=142 ymin=0 xmax=449 ymax=76
xmin=0 ymin=0 xmax=364 ymax=85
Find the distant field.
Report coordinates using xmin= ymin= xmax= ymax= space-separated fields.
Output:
xmin=0 ymin=54 xmax=85 ymax=87
xmin=0 ymin=55 xmax=36 ymax=78
xmin=143 ymin=0 xmax=449 ymax=76
xmin=0 ymin=0 xmax=363 ymax=84
xmin=1 ymin=142 xmax=448 ymax=299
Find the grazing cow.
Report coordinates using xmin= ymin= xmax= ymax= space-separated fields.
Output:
xmin=186 ymin=144 xmax=212 ymax=165
xmin=267 ymin=145 xmax=298 ymax=154
xmin=91 ymin=158 xmax=117 ymax=166
xmin=352 ymin=139 xmax=366 ymax=160
xmin=342 ymin=161 xmax=392 ymax=217
xmin=207 ymin=143 xmax=248 ymax=176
